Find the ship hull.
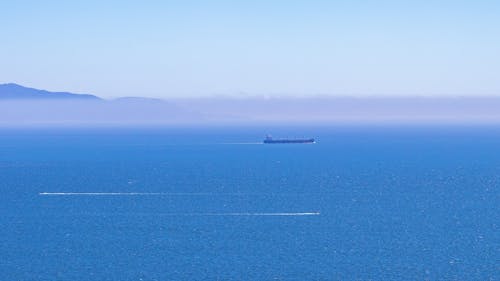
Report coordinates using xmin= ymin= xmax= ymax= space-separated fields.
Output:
xmin=263 ymin=139 xmax=315 ymax=144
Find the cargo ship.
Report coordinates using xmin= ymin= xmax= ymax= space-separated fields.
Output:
xmin=263 ymin=135 xmax=315 ymax=144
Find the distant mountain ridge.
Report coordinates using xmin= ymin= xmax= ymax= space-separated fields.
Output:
xmin=2 ymin=83 xmax=500 ymax=125
xmin=0 ymin=83 xmax=100 ymax=100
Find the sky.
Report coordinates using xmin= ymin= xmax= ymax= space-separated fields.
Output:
xmin=1 ymin=0 xmax=499 ymax=98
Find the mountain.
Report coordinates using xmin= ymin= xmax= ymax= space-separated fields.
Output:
xmin=0 ymin=83 xmax=206 ymax=125
xmin=0 ymin=83 xmax=100 ymax=100
xmin=2 ymin=83 xmax=500 ymax=125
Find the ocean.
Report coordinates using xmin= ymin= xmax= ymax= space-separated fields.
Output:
xmin=0 ymin=126 xmax=498 ymax=280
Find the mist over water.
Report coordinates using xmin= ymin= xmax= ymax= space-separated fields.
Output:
xmin=3 ymin=97 xmax=500 ymax=126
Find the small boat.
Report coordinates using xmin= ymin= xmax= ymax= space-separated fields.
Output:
xmin=263 ymin=135 xmax=315 ymax=144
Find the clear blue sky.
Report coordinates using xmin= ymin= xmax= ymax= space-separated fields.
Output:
xmin=1 ymin=0 xmax=499 ymax=98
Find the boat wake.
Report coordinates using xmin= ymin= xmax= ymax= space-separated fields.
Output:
xmin=39 ymin=192 xmax=222 ymax=196
xmin=219 ymin=142 xmax=264 ymax=145
xmin=159 ymin=212 xmax=321 ymax=216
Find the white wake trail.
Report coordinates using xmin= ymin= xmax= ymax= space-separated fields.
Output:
xmin=39 ymin=192 xmax=215 ymax=196
xmin=219 ymin=142 xmax=264 ymax=145
xmin=130 ymin=212 xmax=321 ymax=216
xmin=192 ymin=212 xmax=320 ymax=216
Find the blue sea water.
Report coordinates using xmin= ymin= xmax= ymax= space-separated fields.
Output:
xmin=0 ymin=126 xmax=498 ymax=280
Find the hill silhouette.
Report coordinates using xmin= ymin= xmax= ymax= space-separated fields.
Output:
xmin=0 ymin=83 xmax=100 ymax=100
